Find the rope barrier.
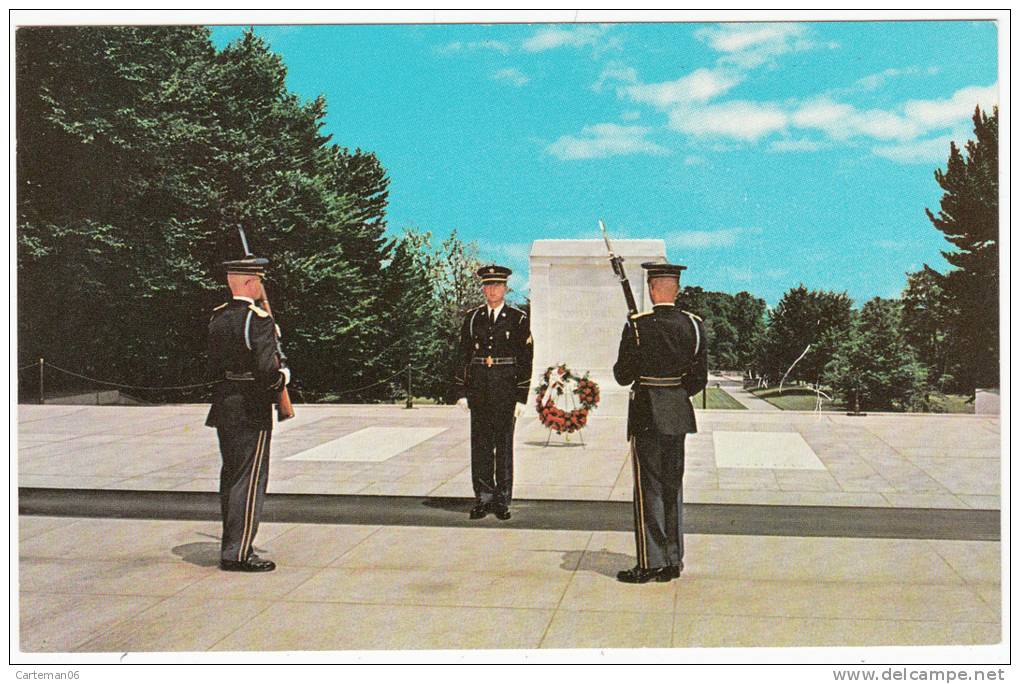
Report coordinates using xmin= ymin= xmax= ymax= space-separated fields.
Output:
xmin=42 ymin=361 xmax=217 ymax=391
xmin=292 ymin=367 xmax=408 ymax=400
xmin=412 ymin=367 xmax=453 ymax=386
xmin=28 ymin=360 xmax=457 ymax=403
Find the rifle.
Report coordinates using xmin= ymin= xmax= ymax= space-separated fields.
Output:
xmin=238 ymin=226 xmax=295 ymax=422
xmin=599 ymin=219 xmax=639 ymax=317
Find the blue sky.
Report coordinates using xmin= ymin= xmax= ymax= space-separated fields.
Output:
xmin=210 ymin=21 xmax=998 ymax=306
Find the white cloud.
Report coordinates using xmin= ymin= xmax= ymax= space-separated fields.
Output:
xmin=593 ymin=63 xmax=638 ymax=92
xmin=439 ymin=39 xmax=511 ymax=54
xmin=853 ymin=66 xmax=921 ymax=92
xmin=546 ymin=123 xmax=668 ymax=160
xmin=684 ymin=155 xmax=707 ymax=166
xmin=903 ymin=84 xmax=998 ymax=129
xmin=666 ymin=227 xmax=753 ymax=249
xmin=871 ymin=132 xmax=964 ymax=164
xmin=669 ymin=101 xmax=787 ymax=141
xmin=793 ymin=99 xmax=920 ymax=141
xmin=623 ymin=68 xmax=742 ymax=107
xmin=789 ymin=84 xmax=997 ymax=145
xmin=492 ymin=67 xmax=529 ymax=87
xmin=523 ymin=26 xmax=604 ymax=52
xmin=620 ymin=110 xmax=641 ymax=121
xmin=477 ymin=239 xmax=532 ymax=264
xmin=699 ymin=23 xmax=805 ymax=53
xmin=695 ymin=23 xmax=825 ymax=68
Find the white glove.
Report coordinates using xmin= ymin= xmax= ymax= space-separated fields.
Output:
xmin=279 ymin=367 xmax=291 ymax=386
xmin=514 ymin=402 xmax=526 ymax=418
xmin=457 ymin=397 xmax=469 ymax=411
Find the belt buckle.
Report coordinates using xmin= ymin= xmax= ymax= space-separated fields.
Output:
xmin=485 ymin=356 xmax=494 ymax=368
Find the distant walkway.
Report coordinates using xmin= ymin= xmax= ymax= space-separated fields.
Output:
xmin=713 ymin=376 xmax=780 ymax=412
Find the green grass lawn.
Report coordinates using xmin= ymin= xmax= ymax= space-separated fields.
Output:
xmin=925 ymin=393 xmax=975 ymax=414
xmin=750 ymin=386 xmax=844 ymax=411
xmin=749 ymin=387 xmax=975 ymax=413
xmin=691 ymin=386 xmax=746 ymax=410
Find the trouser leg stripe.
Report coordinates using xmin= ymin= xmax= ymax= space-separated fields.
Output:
xmin=239 ymin=430 xmax=266 ymax=562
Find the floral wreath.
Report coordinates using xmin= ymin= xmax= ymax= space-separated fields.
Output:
xmin=534 ymin=364 xmax=600 ymax=434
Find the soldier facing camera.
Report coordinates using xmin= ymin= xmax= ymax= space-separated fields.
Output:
xmin=452 ymin=264 xmax=534 ymax=521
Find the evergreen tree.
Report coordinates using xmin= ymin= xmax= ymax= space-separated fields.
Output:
xmin=924 ymin=106 xmax=998 ymax=391
xmin=824 ymin=298 xmax=927 ymax=411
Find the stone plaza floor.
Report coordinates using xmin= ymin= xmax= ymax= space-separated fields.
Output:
xmin=18 ymin=516 xmax=1001 ymax=652
xmin=17 ymin=404 xmax=1001 ymax=509
xmin=15 ymin=403 xmax=1004 ymax=654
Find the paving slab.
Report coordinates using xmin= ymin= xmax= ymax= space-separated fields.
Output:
xmin=16 ymin=404 xmax=1001 ymax=509
xmin=17 ymin=517 xmax=1000 ymax=653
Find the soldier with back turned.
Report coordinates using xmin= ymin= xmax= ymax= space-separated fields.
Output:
xmin=206 ymin=255 xmax=291 ymax=572
xmin=612 ymin=262 xmax=708 ymax=583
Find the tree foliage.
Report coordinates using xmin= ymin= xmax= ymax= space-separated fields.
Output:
xmin=900 ymin=266 xmax=956 ymax=390
xmin=757 ymin=285 xmax=853 ymax=384
xmin=824 ymin=298 xmax=927 ymax=411
xmin=677 ymin=287 xmax=765 ymax=372
xmin=922 ymin=106 xmax=999 ymax=391
xmin=15 ymin=26 xmax=466 ymax=404
xmin=400 ymin=228 xmax=484 ymax=402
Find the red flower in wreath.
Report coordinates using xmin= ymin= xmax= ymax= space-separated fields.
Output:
xmin=533 ymin=364 xmax=601 ymax=434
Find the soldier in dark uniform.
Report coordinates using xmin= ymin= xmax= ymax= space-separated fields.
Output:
xmin=612 ymin=262 xmax=708 ymax=583
xmin=453 ymin=265 xmax=534 ymax=521
xmin=206 ymin=255 xmax=291 ymax=572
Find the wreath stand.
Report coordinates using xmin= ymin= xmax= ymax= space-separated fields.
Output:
xmin=543 ymin=387 xmax=586 ymax=448
xmin=534 ymin=364 xmax=600 ymax=449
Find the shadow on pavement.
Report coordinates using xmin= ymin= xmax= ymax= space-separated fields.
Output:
xmin=172 ymin=541 xmax=220 ymax=567
xmin=560 ymin=549 xmax=633 ymax=578
xmin=420 ymin=496 xmax=474 ymax=514
xmin=172 ymin=538 xmax=269 ymax=567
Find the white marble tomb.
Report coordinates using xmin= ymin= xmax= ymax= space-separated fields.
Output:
xmin=528 ymin=239 xmax=666 ymax=416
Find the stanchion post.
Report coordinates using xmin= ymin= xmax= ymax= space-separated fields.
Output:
xmin=405 ymin=364 xmax=413 ymax=409
xmin=39 ymin=357 xmax=44 ymax=405
xmin=703 ymin=386 xmax=707 ymax=409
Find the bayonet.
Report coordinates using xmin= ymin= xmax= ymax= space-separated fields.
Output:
xmin=599 ymin=219 xmax=639 ymax=316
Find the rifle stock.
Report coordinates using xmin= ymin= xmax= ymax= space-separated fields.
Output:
xmin=256 ymin=294 xmax=295 ymax=422
xmin=238 ymin=222 xmax=294 ymax=422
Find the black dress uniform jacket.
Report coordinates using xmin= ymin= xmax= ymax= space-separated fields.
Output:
xmin=453 ymin=304 xmax=534 ymax=406
xmin=613 ymin=303 xmax=709 ymax=439
xmin=206 ymin=299 xmax=288 ymax=429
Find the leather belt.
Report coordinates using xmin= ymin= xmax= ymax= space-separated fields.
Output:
xmin=471 ymin=356 xmax=516 ymax=367
xmin=639 ymin=375 xmax=685 ymax=387
xmin=224 ymin=371 xmax=254 ymax=381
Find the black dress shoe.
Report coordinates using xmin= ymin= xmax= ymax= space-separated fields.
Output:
xmin=469 ymin=504 xmax=488 ymax=519
xmin=616 ymin=565 xmax=671 ymax=584
xmin=219 ymin=555 xmax=276 ymax=573
xmin=491 ymin=505 xmax=511 ymax=521
xmin=663 ymin=563 xmax=684 ymax=580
